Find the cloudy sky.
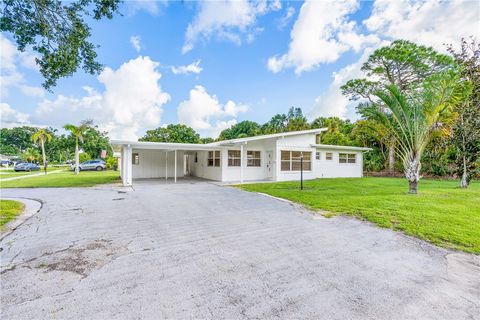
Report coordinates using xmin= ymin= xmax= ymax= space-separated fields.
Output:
xmin=1 ymin=0 xmax=479 ymax=139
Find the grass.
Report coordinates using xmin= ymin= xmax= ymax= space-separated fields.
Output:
xmin=0 ymin=170 xmax=120 ymax=188
xmin=239 ymin=177 xmax=480 ymax=254
xmin=0 ymin=200 xmax=24 ymax=229
xmin=0 ymin=167 xmax=63 ymax=180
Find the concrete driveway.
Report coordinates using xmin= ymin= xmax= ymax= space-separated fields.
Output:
xmin=1 ymin=181 xmax=479 ymax=319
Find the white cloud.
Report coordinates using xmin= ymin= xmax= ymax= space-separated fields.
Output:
xmin=0 ymin=35 xmax=44 ymax=99
xmin=35 ymin=56 xmax=170 ymax=140
xmin=171 ymin=60 xmax=203 ymax=75
xmin=130 ymin=35 xmax=142 ymax=52
xmin=182 ymin=0 xmax=280 ymax=53
xmin=177 ymin=85 xmax=248 ymax=137
xmin=0 ymin=103 xmax=30 ymax=128
xmin=364 ymin=0 xmax=480 ymax=53
xmin=267 ymin=0 xmax=379 ymax=74
xmin=125 ymin=1 xmax=167 ymax=16
xmin=304 ymin=0 xmax=480 ymax=120
xmin=277 ymin=6 xmax=296 ymax=30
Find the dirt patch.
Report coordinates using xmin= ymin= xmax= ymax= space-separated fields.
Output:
xmin=34 ymin=239 xmax=128 ymax=276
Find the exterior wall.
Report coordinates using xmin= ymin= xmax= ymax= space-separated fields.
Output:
xmin=132 ymin=149 xmax=184 ymax=179
xmin=190 ymin=150 xmax=222 ymax=181
xmin=275 ymin=133 xmax=318 ymax=182
xmin=312 ymin=149 xmax=363 ymax=178
xmin=221 ymin=139 xmax=275 ymax=182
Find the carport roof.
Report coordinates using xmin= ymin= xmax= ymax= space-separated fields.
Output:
xmin=110 ymin=140 xmax=220 ymax=151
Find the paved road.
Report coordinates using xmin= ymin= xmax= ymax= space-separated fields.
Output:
xmin=1 ymin=181 xmax=479 ymax=319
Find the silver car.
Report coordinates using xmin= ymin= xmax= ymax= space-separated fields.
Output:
xmin=71 ymin=159 xmax=106 ymax=171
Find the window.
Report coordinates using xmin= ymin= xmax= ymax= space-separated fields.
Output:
xmin=316 ymin=152 xmax=321 ymax=160
xmin=132 ymin=153 xmax=139 ymax=165
xmin=208 ymin=151 xmax=220 ymax=167
xmin=247 ymin=151 xmax=261 ymax=167
xmin=339 ymin=153 xmax=356 ymax=164
xmin=326 ymin=152 xmax=333 ymax=160
xmin=280 ymin=151 xmax=311 ymax=171
xmin=228 ymin=150 xmax=241 ymax=167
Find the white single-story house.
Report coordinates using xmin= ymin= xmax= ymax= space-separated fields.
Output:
xmin=111 ymin=128 xmax=371 ymax=186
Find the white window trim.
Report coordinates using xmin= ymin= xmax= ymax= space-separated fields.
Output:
xmin=339 ymin=153 xmax=357 ymax=164
xmin=280 ymin=150 xmax=312 ymax=172
xmin=315 ymin=151 xmax=321 ymax=160
xmin=228 ymin=150 xmax=241 ymax=167
xmin=325 ymin=152 xmax=333 ymax=161
xmin=247 ymin=150 xmax=261 ymax=167
xmin=208 ymin=150 xmax=221 ymax=167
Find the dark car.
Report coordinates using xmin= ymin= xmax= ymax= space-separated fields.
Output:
xmin=1 ymin=159 xmax=14 ymax=167
xmin=71 ymin=159 xmax=106 ymax=171
xmin=14 ymin=162 xmax=40 ymax=172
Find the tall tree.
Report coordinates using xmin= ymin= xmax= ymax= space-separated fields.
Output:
xmin=218 ymin=121 xmax=261 ymax=140
xmin=0 ymin=126 xmax=37 ymax=155
xmin=447 ymin=38 xmax=480 ymax=188
xmin=286 ymin=107 xmax=310 ymax=131
xmin=140 ymin=124 xmax=200 ymax=144
xmin=64 ymin=120 xmax=92 ymax=174
xmin=362 ymin=73 xmax=461 ymax=194
xmin=261 ymin=113 xmax=288 ymax=134
xmin=22 ymin=147 xmax=40 ymax=163
xmin=341 ymin=40 xmax=455 ymax=175
xmin=0 ymin=0 xmax=120 ymax=90
xmin=31 ymin=128 xmax=53 ymax=174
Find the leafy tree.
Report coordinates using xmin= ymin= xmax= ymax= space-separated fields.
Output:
xmin=261 ymin=113 xmax=288 ymax=134
xmin=218 ymin=121 xmax=261 ymax=140
xmin=64 ymin=120 xmax=92 ymax=174
xmin=140 ymin=124 xmax=201 ymax=144
xmin=0 ymin=126 xmax=37 ymax=155
xmin=362 ymin=73 xmax=461 ymax=194
xmin=81 ymin=125 xmax=112 ymax=158
xmin=31 ymin=128 xmax=52 ymax=174
xmin=200 ymin=137 xmax=214 ymax=144
xmin=0 ymin=0 xmax=121 ymax=90
xmin=311 ymin=117 xmax=356 ymax=146
xmin=341 ymin=40 xmax=455 ymax=175
xmin=286 ymin=107 xmax=310 ymax=131
xmin=447 ymin=38 xmax=480 ymax=188
xmin=22 ymin=147 xmax=40 ymax=163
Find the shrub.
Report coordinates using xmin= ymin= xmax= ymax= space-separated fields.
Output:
xmin=105 ymin=156 xmax=118 ymax=170
xmin=79 ymin=152 xmax=91 ymax=163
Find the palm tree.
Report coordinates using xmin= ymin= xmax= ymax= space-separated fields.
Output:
xmin=64 ymin=120 xmax=93 ymax=175
xmin=362 ymin=73 xmax=461 ymax=194
xmin=22 ymin=148 xmax=40 ymax=163
xmin=31 ymin=128 xmax=53 ymax=174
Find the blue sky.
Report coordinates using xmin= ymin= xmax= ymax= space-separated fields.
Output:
xmin=1 ymin=0 xmax=478 ymax=139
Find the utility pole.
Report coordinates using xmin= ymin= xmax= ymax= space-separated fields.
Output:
xmin=300 ymin=152 xmax=304 ymax=190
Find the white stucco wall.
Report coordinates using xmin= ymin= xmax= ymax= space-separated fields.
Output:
xmin=132 ymin=149 xmax=184 ymax=179
xmin=275 ymin=133 xmax=318 ymax=182
xmin=190 ymin=150 xmax=222 ymax=181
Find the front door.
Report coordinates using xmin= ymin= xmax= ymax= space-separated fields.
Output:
xmin=266 ymin=151 xmax=273 ymax=179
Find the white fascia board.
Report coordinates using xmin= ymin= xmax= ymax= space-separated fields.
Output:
xmin=311 ymin=144 xmax=372 ymax=152
xmin=110 ymin=140 xmax=221 ymax=151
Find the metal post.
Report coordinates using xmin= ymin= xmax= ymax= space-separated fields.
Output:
xmin=300 ymin=152 xmax=303 ymax=190
xmin=165 ymin=151 xmax=168 ymax=181
xmin=240 ymin=144 xmax=244 ymax=184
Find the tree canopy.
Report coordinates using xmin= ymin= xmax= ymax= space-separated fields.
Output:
xmin=140 ymin=124 xmax=201 ymax=144
xmin=0 ymin=0 xmax=121 ymax=90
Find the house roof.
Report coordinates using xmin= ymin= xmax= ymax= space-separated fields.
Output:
xmin=111 ymin=128 xmax=328 ymax=150
xmin=208 ymin=128 xmax=328 ymax=146
xmin=311 ymin=144 xmax=372 ymax=152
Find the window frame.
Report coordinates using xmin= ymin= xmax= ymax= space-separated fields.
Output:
xmin=315 ymin=151 xmax=321 ymax=160
xmin=280 ymin=150 xmax=312 ymax=172
xmin=247 ymin=150 xmax=261 ymax=167
xmin=339 ymin=153 xmax=356 ymax=164
xmin=207 ymin=150 xmax=221 ymax=167
xmin=132 ymin=153 xmax=139 ymax=165
xmin=228 ymin=150 xmax=241 ymax=167
xmin=325 ymin=152 xmax=333 ymax=161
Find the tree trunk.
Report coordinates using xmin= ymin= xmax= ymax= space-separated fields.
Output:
xmin=388 ymin=142 xmax=395 ymax=176
xmin=404 ymin=155 xmax=421 ymax=194
xmin=41 ymin=139 xmax=47 ymax=175
xmin=75 ymin=139 xmax=80 ymax=175
xmin=460 ymin=154 xmax=468 ymax=188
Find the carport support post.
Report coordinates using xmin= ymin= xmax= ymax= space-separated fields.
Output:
xmin=165 ymin=151 xmax=168 ymax=181
xmin=174 ymin=149 xmax=177 ymax=183
xmin=240 ymin=143 xmax=244 ymax=184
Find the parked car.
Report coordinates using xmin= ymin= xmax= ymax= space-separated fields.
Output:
xmin=71 ymin=159 xmax=106 ymax=171
xmin=14 ymin=162 xmax=40 ymax=172
xmin=1 ymin=159 xmax=14 ymax=167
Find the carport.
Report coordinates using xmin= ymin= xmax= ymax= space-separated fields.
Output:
xmin=111 ymin=140 xmax=220 ymax=186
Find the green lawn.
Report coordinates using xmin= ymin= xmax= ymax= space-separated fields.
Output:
xmin=0 ymin=170 xmax=120 ymax=188
xmin=239 ymin=177 xmax=480 ymax=254
xmin=0 ymin=167 xmax=63 ymax=180
xmin=0 ymin=200 xmax=24 ymax=229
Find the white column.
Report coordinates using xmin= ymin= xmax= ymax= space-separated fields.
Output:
xmin=174 ymin=149 xmax=177 ymax=183
xmin=240 ymin=144 xmax=244 ymax=184
xmin=121 ymin=146 xmax=127 ymax=186
xmin=125 ymin=145 xmax=133 ymax=186
xmin=165 ymin=151 xmax=168 ymax=181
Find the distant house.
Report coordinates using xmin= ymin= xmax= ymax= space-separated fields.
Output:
xmin=111 ymin=128 xmax=371 ymax=186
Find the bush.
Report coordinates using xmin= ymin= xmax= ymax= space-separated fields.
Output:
xmin=79 ymin=153 xmax=91 ymax=163
xmin=105 ymin=156 xmax=118 ymax=170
